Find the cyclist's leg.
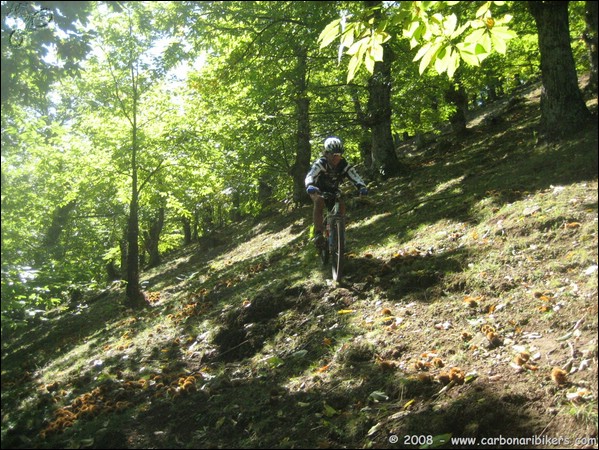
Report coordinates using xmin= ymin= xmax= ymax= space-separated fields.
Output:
xmin=338 ymin=197 xmax=346 ymax=216
xmin=310 ymin=193 xmax=326 ymax=248
xmin=310 ymin=193 xmax=325 ymax=234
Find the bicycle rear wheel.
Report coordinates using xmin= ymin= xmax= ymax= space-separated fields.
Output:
xmin=330 ymin=218 xmax=345 ymax=281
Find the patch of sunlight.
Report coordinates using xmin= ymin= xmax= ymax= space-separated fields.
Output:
xmin=347 ymin=212 xmax=392 ymax=230
xmin=213 ymin=223 xmax=306 ymax=267
xmin=411 ymin=219 xmax=470 ymax=248
xmin=39 ymin=339 xmax=97 ymax=383
xmin=430 ymin=175 xmax=466 ymax=196
xmin=367 ymin=235 xmax=404 ymax=258
xmin=40 ymin=313 xmax=187 ymax=385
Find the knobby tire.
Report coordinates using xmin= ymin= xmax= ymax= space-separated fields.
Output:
xmin=331 ymin=218 xmax=344 ymax=281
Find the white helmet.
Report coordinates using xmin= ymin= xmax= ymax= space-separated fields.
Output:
xmin=323 ymin=136 xmax=343 ymax=154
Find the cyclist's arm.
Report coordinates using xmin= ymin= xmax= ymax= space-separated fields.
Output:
xmin=344 ymin=165 xmax=367 ymax=190
xmin=305 ymin=159 xmax=326 ymax=188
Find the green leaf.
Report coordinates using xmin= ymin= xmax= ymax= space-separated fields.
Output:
xmin=323 ymin=402 xmax=338 ymax=417
xmin=346 ymin=37 xmax=368 ymax=56
xmin=446 ymin=48 xmax=460 ymax=78
xmin=456 ymin=42 xmax=481 ymax=66
xmin=443 ymin=14 xmax=458 ymax=36
xmin=340 ymin=29 xmax=355 ymax=50
xmin=478 ymin=32 xmax=492 ymax=54
xmin=374 ymin=30 xmax=391 ymax=45
xmin=465 ymin=27 xmax=486 ymax=45
xmin=413 ymin=42 xmax=432 ymax=62
xmin=417 ymin=41 xmax=443 ymax=75
xmin=290 ymin=350 xmax=308 ymax=358
xmin=318 ymin=19 xmax=341 ymax=48
xmin=409 ymin=36 xmax=420 ymax=49
xmin=435 ymin=46 xmax=449 ymax=73
xmin=368 ymin=390 xmax=389 ymax=402
xmin=490 ymin=26 xmax=517 ymax=41
xmin=491 ymin=32 xmax=507 ymax=54
xmin=403 ymin=20 xmax=419 ymax=39
xmin=370 ymin=41 xmax=384 ymax=61
xmin=475 ymin=2 xmax=491 ymax=18
xmin=267 ymin=356 xmax=285 ymax=368
xmin=431 ymin=13 xmax=444 ymax=26
xmin=347 ymin=55 xmax=361 ymax=83
xmin=451 ymin=21 xmax=471 ymax=40
xmin=365 ymin=53 xmax=375 ymax=74
xmin=495 ymin=13 xmax=513 ymax=25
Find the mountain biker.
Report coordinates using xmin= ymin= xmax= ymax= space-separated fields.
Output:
xmin=305 ymin=136 xmax=368 ymax=249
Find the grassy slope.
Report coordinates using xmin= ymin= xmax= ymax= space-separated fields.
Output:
xmin=1 ymin=81 xmax=598 ymax=449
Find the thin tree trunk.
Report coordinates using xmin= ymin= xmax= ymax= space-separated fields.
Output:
xmin=125 ymin=103 xmax=146 ymax=308
xmin=365 ymin=0 xmax=403 ymax=179
xmin=583 ymin=0 xmax=598 ymax=95
xmin=292 ymin=47 xmax=312 ymax=205
xmin=143 ymin=207 xmax=164 ymax=268
xmin=351 ymin=89 xmax=373 ymax=175
xmin=444 ymin=76 xmax=468 ymax=135
xmin=182 ymin=216 xmax=192 ymax=245
xmin=528 ymin=1 xmax=591 ymax=136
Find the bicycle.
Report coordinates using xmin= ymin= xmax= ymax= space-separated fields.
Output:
xmin=8 ymin=5 xmax=54 ymax=48
xmin=317 ymin=190 xmax=345 ymax=282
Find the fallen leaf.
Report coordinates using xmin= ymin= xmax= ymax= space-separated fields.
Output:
xmin=317 ymin=364 xmax=330 ymax=373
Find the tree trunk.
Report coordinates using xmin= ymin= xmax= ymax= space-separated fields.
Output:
xmin=365 ymin=0 xmax=403 ymax=179
xmin=192 ymin=210 xmax=200 ymax=242
xmin=528 ymin=1 xmax=591 ymax=136
xmin=143 ymin=207 xmax=164 ymax=268
xmin=350 ymin=89 xmax=373 ymax=175
xmin=292 ymin=47 xmax=312 ymax=205
xmin=126 ymin=194 xmax=144 ymax=307
xmin=125 ymin=119 xmax=146 ymax=308
xmin=182 ymin=216 xmax=192 ymax=245
xmin=444 ymin=77 xmax=469 ymax=135
xmin=583 ymin=0 xmax=598 ymax=95
xmin=106 ymin=261 xmax=120 ymax=282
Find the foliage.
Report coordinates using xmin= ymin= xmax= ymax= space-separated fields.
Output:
xmin=0 ymin=1 xmax=592 ymax=321
xmin=318 ymin=1 xmax=518 ymax=82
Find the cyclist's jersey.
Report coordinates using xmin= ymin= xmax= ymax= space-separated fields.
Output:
xmin=305 ymin=156 xmax=366 ymax=193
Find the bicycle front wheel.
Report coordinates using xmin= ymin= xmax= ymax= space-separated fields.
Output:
xmin=330 ymin=218 xmax=345 ymax=281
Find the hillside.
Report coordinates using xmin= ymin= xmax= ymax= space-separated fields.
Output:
xmin=1 ymin=81 xmax=598 ymax=449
